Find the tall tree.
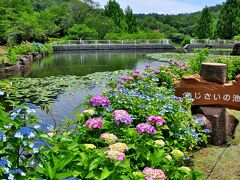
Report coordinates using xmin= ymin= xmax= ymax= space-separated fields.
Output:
xmin=216 ymin=0 xmax=240 ymax=39
xmin=104 ymin=0 xmax=126 ymax=30
xmin=125 ymin=6 xmax=137 ymax=33
xmin=196 ymin=6 xmax=213 ymax=39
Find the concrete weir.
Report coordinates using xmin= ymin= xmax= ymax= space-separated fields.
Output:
xmin=53 ymin=44 xmax=176 ymax=51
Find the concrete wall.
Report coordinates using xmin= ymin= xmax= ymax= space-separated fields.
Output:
xmin=184 ymin=44 xmax=234 ymax=49
xmin=53 ymin=44 xmax=176 ymax=51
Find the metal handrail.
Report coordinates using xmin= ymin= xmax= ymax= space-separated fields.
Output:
xmin=190 ymin=39 xmax=239 ymax=45
xmin=52 ymin=39 xmax=170 ymax=45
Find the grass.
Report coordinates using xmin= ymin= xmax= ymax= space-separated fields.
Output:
xmin=193 ymin=110 xmax=240 ymax=179
xmin=0 ymin=46 xmax=9 ymax=63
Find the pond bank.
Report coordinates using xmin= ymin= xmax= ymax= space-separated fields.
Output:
xmin=0 ymin=52 xmax=47 ymax=79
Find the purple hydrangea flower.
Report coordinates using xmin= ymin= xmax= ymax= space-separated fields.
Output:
xmin=147 ymin=116 xmax=165 ymax=125
xmin=136 ymin=123 xmax=157 ymax=134
xmin=133 ymin=70 xmax=141 ymax=77
xmin=84 ymin=118 xmax=103 ymax=129
xmin=89 ymin=95 xmax=110 ymax=108
xmin=145 ymin=64 xmax=151 ymax=69
xmin=112 ymin=110 xmax=133 ymax=125
xmin=120 ymin=76 xmax=134 ymax=81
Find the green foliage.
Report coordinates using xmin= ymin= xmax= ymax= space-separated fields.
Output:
xmin=216 ymin=0 xmax=240 ymax=39
xmin=0 ymin=61 xmax=209 ymax=179
xmin=84 ymin=14 xmax=119 ymax=39
xmin=104 ymin=0 xmax=127 ymax=31
xmin=65 ymin=24 xmax=98 ymax=40
xmin=233 ymin=35 xmax=240 ymax=40
xmin=188 ymin=48 xmax=209 ymax=73
xmin=125 ymin=6 xmax=138 ymax=33
xmin=7 ymin=42 xmax=53 ymax=62
xmin=167 ymin=33 xmax=187 ymax=44
xmin=196 ymin=6 xmax=214 ymax=39
xmin=104 ymin=31 xmax=165 ymax=40
xmin=180 ymin=36 xmax=192 ymax=46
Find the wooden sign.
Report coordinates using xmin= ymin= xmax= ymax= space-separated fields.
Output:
xmin=175 ymin=74 xmax=240 ymax=111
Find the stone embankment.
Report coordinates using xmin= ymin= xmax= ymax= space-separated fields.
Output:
xmin=0 ymin=52 xmax=45 ymax=78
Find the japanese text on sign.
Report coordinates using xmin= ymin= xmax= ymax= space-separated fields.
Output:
xmin=188 ymin=92 xmax=240 ymax=102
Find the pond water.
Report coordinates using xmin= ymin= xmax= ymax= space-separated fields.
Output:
xmin=25 ymin=49 xmax=176 ymax=125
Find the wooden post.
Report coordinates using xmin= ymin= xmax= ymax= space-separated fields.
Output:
xmin=199 ymin=63 xmax=227 ymax=145
xmin=200 ymin=63 xmax=226 ymax=84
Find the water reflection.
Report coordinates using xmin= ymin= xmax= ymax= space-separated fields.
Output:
xmin=28 ymin=49 xmax=177 ymax=78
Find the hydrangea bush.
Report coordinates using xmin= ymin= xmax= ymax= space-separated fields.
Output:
xmin=0 ymin=61 xmax=209 ymax=179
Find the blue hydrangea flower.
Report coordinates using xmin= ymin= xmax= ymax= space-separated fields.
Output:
xmin=34 ymin=123 xmax=53 ymax=131
xmin=203 ymin=128 xmax=211 ymax=133
xmin=0 ymin=131 xmax=6 ymax=142
xmin=194 ymin=116 xmax=206 ymax=126
xmin=8 ymin=168 xmax=26 ymax=180
xmin=21 ymin=102 xmax=36 ymax=110
xmin=15 ymin=127 xmax=35 ymax=139
xmin=33 ymin=140 xmax=50 ymax=153
xmin=0 ymin=159 xmax=10 ymax=167
xmin=0 ymin=90 xmax=4 ymax=96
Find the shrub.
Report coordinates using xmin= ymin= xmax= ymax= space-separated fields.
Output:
xmin=0 ymin=61 xmax=209 ymax=179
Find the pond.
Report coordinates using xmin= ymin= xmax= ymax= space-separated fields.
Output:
xmin=23 ymin=49 xmax=176 ymax=125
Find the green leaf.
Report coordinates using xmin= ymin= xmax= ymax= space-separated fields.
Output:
xmin=100 ymin=167 xmax=113 ymax=180
xmin=89 ymin=158 xmax=103 ymax=171
xmin=55 ymin=172 xmax=74 ymax=179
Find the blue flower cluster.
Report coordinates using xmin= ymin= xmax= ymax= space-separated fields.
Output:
xmin=15 ymin=127 xmax=35 ymax=139
xmin=0 ymin=131 xmax=6 ymax=142
xmin=34 ymin=122 xmax=53 ymax=131
xmin=33 ymin=140 xmax=50 ymax=153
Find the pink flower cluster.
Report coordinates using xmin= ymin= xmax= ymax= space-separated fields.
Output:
xmin=89 ymin=95 xmax=110 ymax=108
xmin=100 ymin=133 xmax=118 ymax=144
xmin=112 ymin=110 xmax=133 ymax=125
xmin=120 ymin=76 xmax=134 ymax=81
xmin=84 ymin=118 xmax=103 ymax=129
xmin=104 ymin=149 xmax=126 ymax=161
xmin=136 ymin=123 xmax=157 ymax=134
xmin=143 ymin=167 xmax=166 ymax=180
xmin=147 ymin=116 xmax=165 ymax=125
xmin=133 ymin=70 xmax=141 ymax=77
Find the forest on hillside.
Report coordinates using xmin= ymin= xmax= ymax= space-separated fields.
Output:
xmin=1 ymin=0 xmax=240 ymax=45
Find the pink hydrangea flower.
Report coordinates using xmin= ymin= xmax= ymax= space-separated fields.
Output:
xmin=136 ymin=123 xmax=157 ymax=134
xmin=84 ymin=118 xmax=103 ymax=129
xmin=104 ymin=149 xmax=126 ymax=161
xmin=112 ymin=110 xmax=133 ymax=125
xmin=143 ymin=167 xmax=166 ymax=180
xmin=89 ymin=95 xmax=110 ymax=108
xmin=147 ymin=116 xmax=165 ymax=125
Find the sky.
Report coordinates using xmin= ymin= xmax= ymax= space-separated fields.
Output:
xmin=96 ymin=0 xmax=226 ymax=14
